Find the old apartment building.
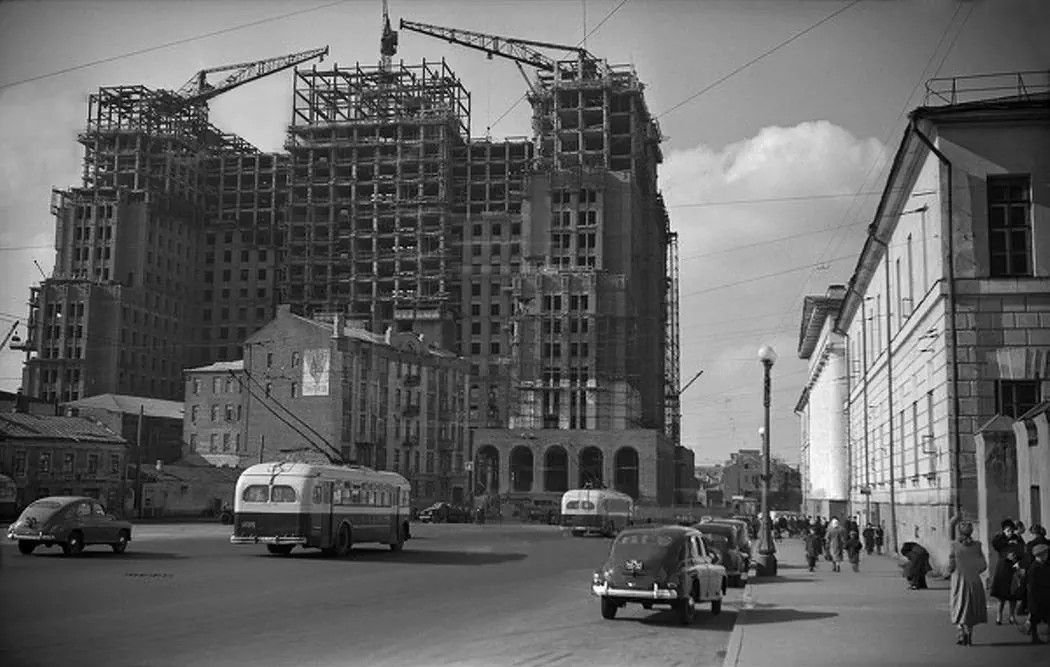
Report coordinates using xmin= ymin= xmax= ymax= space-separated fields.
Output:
xmin=797 ymin=72 xmax=1050 ymax=567
xmin=14 ymin=18 xmax=682 ymax=504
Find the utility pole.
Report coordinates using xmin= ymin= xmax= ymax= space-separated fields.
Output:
xmin=135 ymin=404 xmax=144 ymax=519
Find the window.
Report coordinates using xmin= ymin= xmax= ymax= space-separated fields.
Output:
xmin=242 ymin=485 xmax=269 ymax=502
xmin=191 ymin=405 xmax=199 ymax=423
xmin=110 ymin=454 xmax=120 ymax=473
xmin=39 ymin=452 xmax=51 ymax=473
xmin=210 ymin=433 xmax=218 ymax=453
xmin=997 ymin=380 xmax=1041 ymax=419
xmin=87 ymin=453 xmax=99 ymax=474
xmin=211 ymin=405 xmax=219 ymax=422
xmin=14 ymin=451 xmax=26 ymax=475
xmin=988 ymin=175 xmax=1032 ymax=277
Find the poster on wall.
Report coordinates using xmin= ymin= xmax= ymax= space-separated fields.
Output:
xmin=302 ymin=348 xmax=330 ymax=396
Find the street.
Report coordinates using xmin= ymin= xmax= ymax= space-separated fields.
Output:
xmin=0 ymin=523 xmax=740 ymax=667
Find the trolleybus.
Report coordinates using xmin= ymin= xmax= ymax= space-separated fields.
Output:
xmin=230 ymin=461 xmax=411 ymax=556
xmin=561 ymin=487 xmax=634 ymax=537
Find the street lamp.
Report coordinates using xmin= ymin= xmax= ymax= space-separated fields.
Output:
xmin=756 ymin=344 xmax=778 ymax=576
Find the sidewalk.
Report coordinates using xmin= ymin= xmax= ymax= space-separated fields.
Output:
xmin=722 ymin=539 xmax=1048 ymax=667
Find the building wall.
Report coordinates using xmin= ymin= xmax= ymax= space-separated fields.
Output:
xmin=1014 ymin=408 xmax=1050 ymax=529
xmin=471 ymin=427 xmax=673 ymax=505
xmin=805 ymin=330 xmax=848 ymax=503
xmin=0 ymin=438 xmax=127 ymax=513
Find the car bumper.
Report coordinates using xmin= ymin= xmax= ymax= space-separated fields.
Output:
xmin=591 ymin=582 xmax=680 ymax=600
xmin=8 ymin=531 xmax=57 ymax=542
xmin=230 ymin=535 xmax=307 ymax=545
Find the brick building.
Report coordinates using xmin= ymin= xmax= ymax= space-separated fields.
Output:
xmin=183 ymin=306 xmax=470 ymax=507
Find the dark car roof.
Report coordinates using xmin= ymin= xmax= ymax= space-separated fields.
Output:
xmin=616 ymin=525 xmax=698 ymax=541
xmin=696 ymin=523 xmax=735 ymax=536
xmin=31 ymin=496 xmax=100 ymax=505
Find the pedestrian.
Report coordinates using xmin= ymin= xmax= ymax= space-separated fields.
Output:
xmin=1019 ymin=524 xmax=1050 ymax=633
xmin=874 ymin=523 xmax=885 ymax=555
xmin=846 ymin=515 xmax=860 ymax=536
xmin=825 ymin=517 xmax=846 ymax=573
xmin=901 ymin=541 xmax=932 ymax=590
xmin=862 ymin=523 xmax=875 ymax=555
xmin=947 ymin=520 xmax=988 ymax=646
xmin=845 ymin=530 xmax=863 ymax=572
xmin=1027 ymin=543 xmax=1050 ymax=644
xmin=804 ymin=524 xmax=823 ymax=572
xmin=990 ymin=518 xmax=1026 ymax=625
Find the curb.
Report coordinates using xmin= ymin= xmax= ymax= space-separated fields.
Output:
xmin=721 ymin=580 xmax=755 ymax=667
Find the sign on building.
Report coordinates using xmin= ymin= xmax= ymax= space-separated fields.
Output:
xmin=302 ymin=348 xmax=330 ymax=396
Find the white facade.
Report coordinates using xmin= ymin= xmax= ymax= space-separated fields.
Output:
xmin=818 ymin=82 xmax=1050 ymax=569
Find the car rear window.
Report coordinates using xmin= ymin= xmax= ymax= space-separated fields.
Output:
xmin=611 ymin=532 xmax=679 ymax=560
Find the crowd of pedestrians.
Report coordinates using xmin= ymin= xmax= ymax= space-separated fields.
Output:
xmin=780 ymin=511 xmax=1049 ymax=647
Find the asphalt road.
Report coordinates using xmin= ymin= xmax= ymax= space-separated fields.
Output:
xmin=0 ymin=522 xmax=740 ymax=667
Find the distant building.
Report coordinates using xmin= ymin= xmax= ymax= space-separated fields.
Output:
xmin=0 ymin=412 xmax=127 ymax=512
xmin=64 ymin=393 xmax=184 ymax=464
xmin=0 ymin=390 xmax=56 ymax=416
xmin=182 ymin=305 xmax=470 ymax=508
xmin=722 ymin=449 xmax=763 ymax=501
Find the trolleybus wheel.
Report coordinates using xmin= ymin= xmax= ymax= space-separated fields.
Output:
xmin=267 ymin=544 xmax=293 ymax=556
xmin=335 ymin=524 xmax=352 ymax=557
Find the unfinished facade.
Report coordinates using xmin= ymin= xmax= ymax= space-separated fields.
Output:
xmin=17 ymin=24 xmax=680 ymax=505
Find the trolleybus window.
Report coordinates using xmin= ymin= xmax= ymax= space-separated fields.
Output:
xmin=580 ymin=500 xmax=595 ymax=510
xmin=566 ymin=501 xmax=579 ymax=509
xmin=242 ymin=485 xmax=269 ymax=502
xmin=270 ymin=485 xmax=297 ymax=502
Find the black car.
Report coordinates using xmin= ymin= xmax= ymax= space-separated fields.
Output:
xmin=694 ymin=523 xmax=748 ymax=587
xmin=7 ymin=496 xmax=133 ymax=556
xmin=591 ymin=525 xmax=727 ymax=625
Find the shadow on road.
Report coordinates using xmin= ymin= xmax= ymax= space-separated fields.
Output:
xmin=750 ymin=575 xmax=817 ymax=583
xmin=27 ymin=549 xmax=186 ymax=560
xmin=635 ymin=607 xmax=739 ymax=629
xmin=740 ymin=607 xmax=838 ymax=624
xmin=277 ymin=548 xmax=527 ymax=566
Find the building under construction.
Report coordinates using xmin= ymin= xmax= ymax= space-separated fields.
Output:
xmin=16 ymin=15 xmax=684 ymax=505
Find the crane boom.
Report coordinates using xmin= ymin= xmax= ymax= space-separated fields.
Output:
xmin=398 ymin=19 xmax=593 ymax=72
xmin=176 ymin=46 xmax=329 ymax=104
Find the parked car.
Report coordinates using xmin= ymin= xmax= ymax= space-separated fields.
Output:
xmin=701 ymin=518 xmax=753 ymax=568
xmin=418 ymin=502 xmax=469 ymax=524
xmin=591 ymin=524 xmax=726 ymax=625
xmin=7 ymin=496 xmax=133 ymax=556
xmin=695 ymin=523 xmax=747 ymax=587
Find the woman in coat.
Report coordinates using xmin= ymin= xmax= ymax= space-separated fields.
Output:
xmin=947 ymin=521 xmax=988 ymax=646
xmin=901 ymin=542 xmax=932 ymax=590
xmin=990 ymin=518 xmax=1026 ymax=625
xmin=825 ymin=518 xmax=846 ymax=573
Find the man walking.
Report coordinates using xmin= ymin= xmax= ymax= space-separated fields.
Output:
xmin=804 ymin=524 xmax=823 ymax=572
xmin=862 ymin=523 xmax=876 ymax=555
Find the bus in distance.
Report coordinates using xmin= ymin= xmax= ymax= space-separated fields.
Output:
xmin=561 ymin=487 xmax=634 ymax=537
xmin=230 ymin=461 xmax=411 ymax=556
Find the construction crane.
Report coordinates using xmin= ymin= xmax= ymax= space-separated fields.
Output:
xmin=175 ymin=46 xmax=329 ymax=105
xmin=398 ymin=18 xmax=595 ymax=73
xmin=379 ymin=0 xmax=398 ymax=73
xmin=1 ymin=321 xmax=20 ymax=350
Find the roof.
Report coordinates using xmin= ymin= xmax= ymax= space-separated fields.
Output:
xmin=185 ymin=360 xmax=245 ymax=374
xmin=797 ymin=286 xmax=846 ymax=359
xmin=0 ymin=413 xmax=126 ymax=444
xmin=138 ymin=461 xmax=241 ymax=485
xmin=65 ymin=394 xmax=184 ymax=420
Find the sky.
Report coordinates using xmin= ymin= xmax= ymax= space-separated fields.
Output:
xmin=0 ymin=0 xmax=1047 ymax=466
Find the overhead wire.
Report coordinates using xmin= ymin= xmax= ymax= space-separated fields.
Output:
xmin=655 ymin=0 xmax=863 ymax=119
xmin=0 ymin=0 xmax=352 ymax=91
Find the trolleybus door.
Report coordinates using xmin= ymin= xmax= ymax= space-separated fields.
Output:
xmin=319 ymin=481 xmax=335 ymax=548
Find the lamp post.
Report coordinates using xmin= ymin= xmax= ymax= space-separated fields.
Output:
xmin=755 ymin=345 xmax=778 ymax=576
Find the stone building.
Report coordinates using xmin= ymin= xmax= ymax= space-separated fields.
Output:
xmin=805 ymin=73 xmax=1050 ymax=568
xmin=64 ymin=393 xmax=184 ymax=464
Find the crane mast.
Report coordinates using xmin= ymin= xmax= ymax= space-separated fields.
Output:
xmin=380 ymin=0 xmax=398 ymax=72
xmin=176 ymin=46 xmax=329 ymax=105
xmin=398 ymin=18 xmax=595 ymax=73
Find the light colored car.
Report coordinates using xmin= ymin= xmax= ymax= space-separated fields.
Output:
xmin=7 ymin=496 xmax=132 ymax=556
xmin=592 ymin=525 xmax=727 ymax=624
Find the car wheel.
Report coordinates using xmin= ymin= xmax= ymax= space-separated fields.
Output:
xmin=18 ymin=540 xmax=36 ymax=555
xmin=63 ymin=531 xmax=85 ymax=557
xmin=266 ymin=544 xmax=293 ymax=556
xmin=335 ymin=524 xmax=352 ymax=557
xmin=111 ymin=530 xmax=130 ymax=554
xmin=676 ymin=595 xmax=696 ymax=625
xmin=711 ymin=597 xmax=723 ymax=615
xmin=600 ymin=597 xmax=618 ymax=620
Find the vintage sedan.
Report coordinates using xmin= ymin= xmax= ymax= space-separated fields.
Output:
xmin=591 ymin=525 xmax=727 ymax=624
xmin=702 ymin=518 xmax=753 ymax=567
xmin=696 ymin=524 xmax=748 ymax=587
xmin=7 ymin=496 xmax=133 ymax=556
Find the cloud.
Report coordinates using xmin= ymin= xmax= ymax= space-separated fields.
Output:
xmin=660 ymin=121 xmax=888 ymax=463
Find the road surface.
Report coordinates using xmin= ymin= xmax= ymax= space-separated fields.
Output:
xmin=0 ymin=522 xmax=740 ymax=666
